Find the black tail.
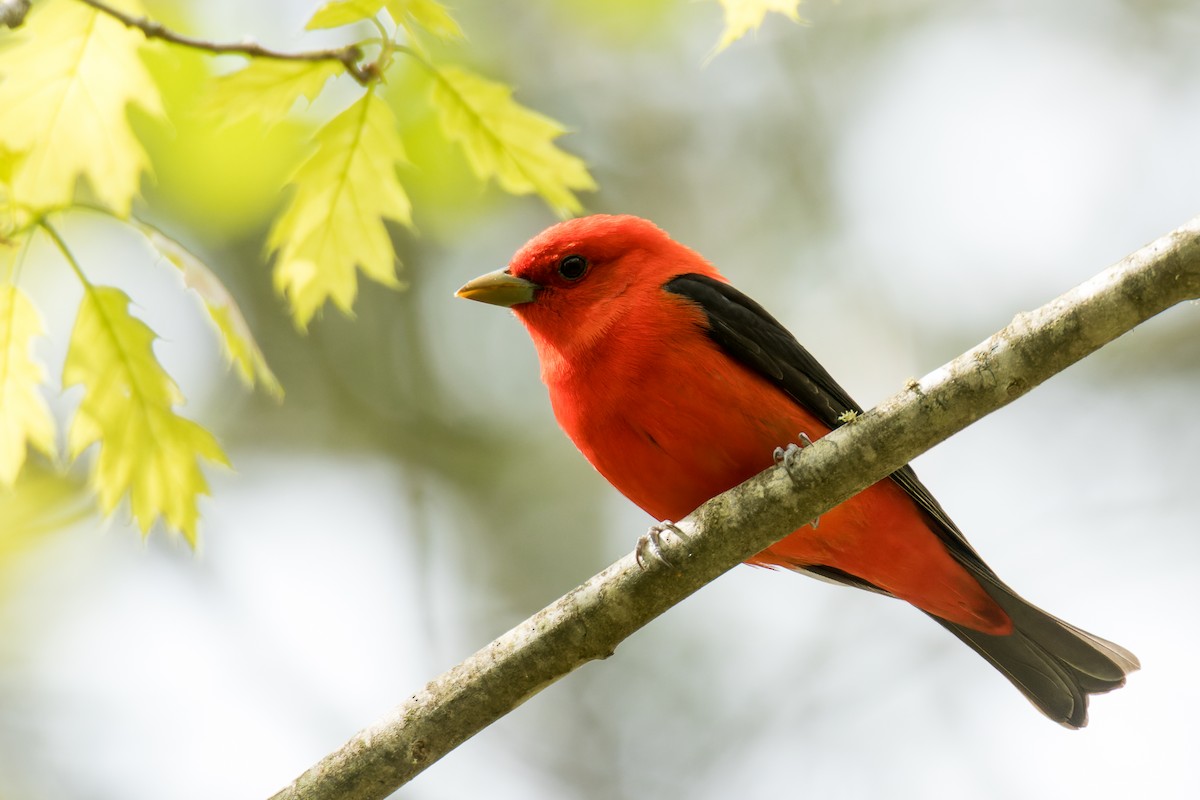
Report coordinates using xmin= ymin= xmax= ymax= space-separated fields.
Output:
xmin=932 ymin=573 xmax=1139 ymax=728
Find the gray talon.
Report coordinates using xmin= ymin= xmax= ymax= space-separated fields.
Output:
xmin=774 ymin=434 xmax=821 ymax=530
xmin=774 ymin=442 xmax=803 ymax=482
xmin=636 ymin=521 xmax=685 ymax=569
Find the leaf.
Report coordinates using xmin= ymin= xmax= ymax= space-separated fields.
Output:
xmin=202 ymin=59 xmax=343 ymax=129
xmin=63 ymin=286 xmax=229 ymax=545
xmin=306 ymin=0 xmax=464 ymax=40
xmin=429 ymin=65 xmax=596 ymax=217
xmin=306 ymin=0 xmax=385 ymax=30
xmin=143 ymin=228 xmax=283 ymax=399
xmin=267 ymin=91 xmax=411 ymax=328
xmin=712 ymin=0 xmax=803 ymax=55
xmin=0 ymin=284 xmax=56 ymax=487
xmin=138 ymin=50 xmax=313 ymax=240
xmin=0 ymin=0 xmax=164 ymax=216
xmin=386 ymin=0 xmax=464 ymax=41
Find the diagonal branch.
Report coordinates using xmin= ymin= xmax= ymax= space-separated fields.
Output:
xmin=270 ymin=216 xmax=1200 ymax=800
xmin=75 ymin=0 xmax=375 ymax=85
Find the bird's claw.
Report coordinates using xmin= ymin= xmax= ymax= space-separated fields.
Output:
xmin=772 ymin=443 xmax=801 ymax=475
xmin=773 ymin=433 xmax=820 ymax=530
xmin=772 ymin=432 xmax=814 ymax=482
xmin=636 ymin=520 xmax=686 ymax=570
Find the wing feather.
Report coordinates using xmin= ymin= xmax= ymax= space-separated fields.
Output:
xmin=663 ymin=273 xmax=993 ymax=575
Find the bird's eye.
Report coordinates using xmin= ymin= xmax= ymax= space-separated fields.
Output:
xmin=558 ymin=254 xmax=588 ymax=281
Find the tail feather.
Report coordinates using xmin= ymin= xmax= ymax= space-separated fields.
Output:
xmin=787 ymin=562 xmax=1138 ymax=726
xmin=933 ymin=575 xmax=1139 ymax=728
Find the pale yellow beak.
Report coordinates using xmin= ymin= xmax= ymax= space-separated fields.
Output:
xmin=455 ymin=269 xmax=540 ymax=307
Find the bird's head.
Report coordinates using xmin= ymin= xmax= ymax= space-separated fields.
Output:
xmin=456 ymin=214 xmax=723 ymax=364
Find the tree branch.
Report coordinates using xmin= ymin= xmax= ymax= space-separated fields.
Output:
xmin=76 ymin=0 xmax=375 ymax=85
xmin=270 ymin=217 xmax=1200 ymax=800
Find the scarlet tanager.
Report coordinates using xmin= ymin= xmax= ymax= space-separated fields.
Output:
xmin=456 ymin=214 xmax=1137 ymax=727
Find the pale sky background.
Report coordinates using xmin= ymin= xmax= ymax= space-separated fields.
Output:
xmin=2 ymin=1 xmax=1198 ymax=798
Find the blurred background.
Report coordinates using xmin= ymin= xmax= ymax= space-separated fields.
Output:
xmin=2 ymin=0 xmax=1199 ymax=797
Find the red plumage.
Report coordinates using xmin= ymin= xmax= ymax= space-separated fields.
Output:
xmin=457 ymin=214 xmax=1137 ymax=726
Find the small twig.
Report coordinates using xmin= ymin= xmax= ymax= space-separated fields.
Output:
xmin=76 ymin=0 xmax=376 ymax=85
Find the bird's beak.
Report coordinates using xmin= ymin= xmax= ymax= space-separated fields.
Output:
xmin=455 ymin=269 xmax=540 ymax=307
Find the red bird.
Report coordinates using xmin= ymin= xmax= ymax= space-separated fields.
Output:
xmin=457 ymin=214 xmax=1137 ymax=727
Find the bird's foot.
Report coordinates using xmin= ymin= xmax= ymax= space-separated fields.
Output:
xmin=772 ymin=432 xmax=815 ymax=481
xmin=772 ymin=433 xmax=820 ymax=530
xmin=636 ymin=520 xmax=687 ymax=570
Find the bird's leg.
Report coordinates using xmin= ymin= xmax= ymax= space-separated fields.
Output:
xmin=636 ymin=520 xmax=687 ymax=570
xmin=772 ymin=432 xmax=820 ymax=529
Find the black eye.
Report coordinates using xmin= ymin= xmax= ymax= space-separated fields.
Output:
xmin=558 ymin=254 xmax=588 ymax=281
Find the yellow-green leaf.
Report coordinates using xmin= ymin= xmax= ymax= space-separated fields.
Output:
xmin=144 ymin=228 xmax=283 ymax=399
xmin=429 ymin=66 xmax=595 ymax=217
xmin=267 ymin=91 xmax=411 ymax=328
xmin=202 ymin=59 xmax=343 ymax=129
xmin=306 ymin=0 xmax=385 ymax=30
xmin=137 ymin=47 xmax=313 ymax=240
xmin=713 ymin=0 xmax=803 ymax=55
xmin=0 ymin=284 xmax=56 ymax=487
xmin=63 ymin=286 xmax=229 ymax=545
xmin=0 ymin=0 xmax=163 ymax=216
xmin=386 ymin=0 xmax=464 ymax=41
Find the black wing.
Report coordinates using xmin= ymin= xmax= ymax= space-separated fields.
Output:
xmin=664 ymin=275 xmax=1139 ymax=726
xmin=663 ymin=273 xmax=994 ymax=577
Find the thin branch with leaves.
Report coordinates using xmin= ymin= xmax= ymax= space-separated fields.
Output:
xmin=77 ymin=0 xmax=377 ymax=84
